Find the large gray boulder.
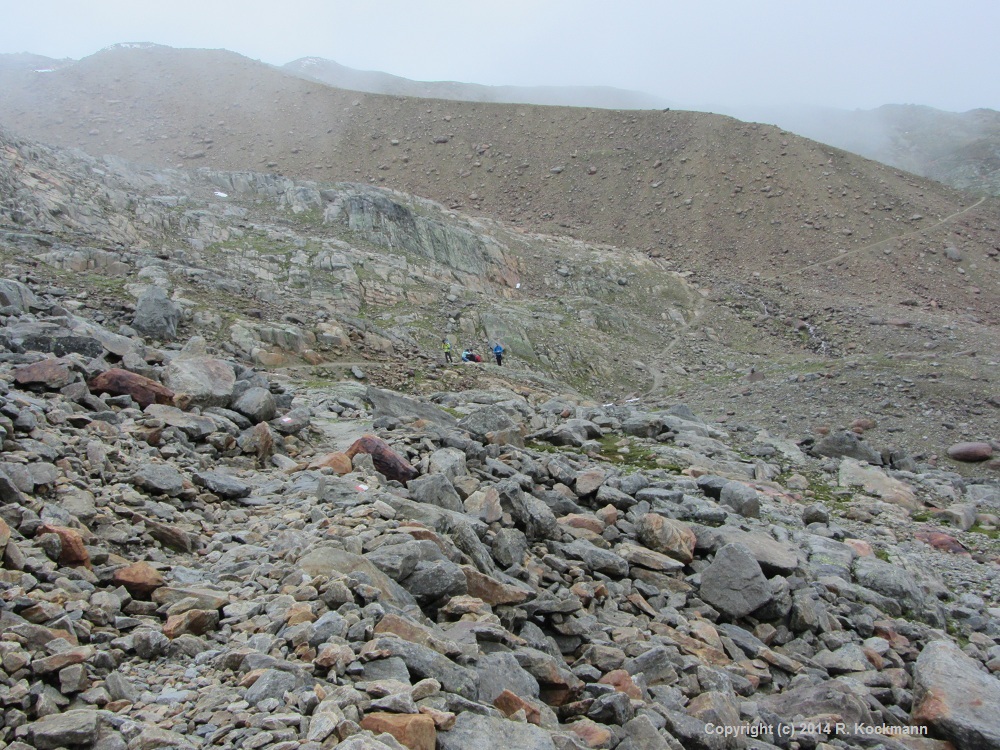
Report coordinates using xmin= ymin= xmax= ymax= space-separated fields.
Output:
xmin=852 ymin=556 xmax=925 ymax=614
xmin=699 ymin=543 xmax=774 ymax=618
xmin=407 ymin=472 xmax=464 ymax=512
xmin=232 ymin=386 xmax=277 ymax=423
xmin=163 ymin=356 xmax=236 ymax=407
xmin=912 ymin=639 xmax=1000 ymax=749
xmin=365 ymin=386 xmax=457 ymax=426
xmin=27 ymin=709 xmax=101 ymax=749
xmin=458 ymin=405 xmax=523 ymax=446
xmin=0 ymin=278 xmax=36 ymax=312
xmin=132 ymin=285 xmax=181 ymax=340
xmin=438 ymin=712 xmax=557 ymax=750
xmin=812 ymin=431 xmax=882 ymax=465
xmin=132 ymin=463 xmax=186 ymax=497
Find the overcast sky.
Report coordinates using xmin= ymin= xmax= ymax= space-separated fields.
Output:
xmin=1 ymin=0 xmax=997 ymax=112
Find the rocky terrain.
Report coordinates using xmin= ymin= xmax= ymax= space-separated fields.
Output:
xmin=0 ymin=216 xmax=1000 ymax=749
xmin=719 ymin=104 xmax=1000 ymax=199
xmin=0 ymin=46 xmax=998 ymax=750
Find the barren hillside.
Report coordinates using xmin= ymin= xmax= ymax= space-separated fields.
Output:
xmin=0 ymin=45 xmax=996 ymax=325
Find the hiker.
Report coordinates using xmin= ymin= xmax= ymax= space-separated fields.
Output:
xmin=442 ymin=338 xmax=453 ymax=363
xmin=461 ymin=349 xmax=473 ymax=362
xmin=493 ymin=342 xmax=504 ymax=366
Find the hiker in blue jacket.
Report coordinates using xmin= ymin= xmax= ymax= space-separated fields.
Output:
xmin=493 ymin=342 xmax=504 ymax=366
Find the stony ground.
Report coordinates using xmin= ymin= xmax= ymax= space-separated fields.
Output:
xmin=0 ymin=46 xmax=997 ymax=466
xmin=0 ymin=58 xmax=998 ymax=750
xmin=0 ymin=270 xmax=999 ymax=750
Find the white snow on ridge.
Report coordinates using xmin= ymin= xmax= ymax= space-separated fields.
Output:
xmin=101 ymin=42 xmax=162 ymax=52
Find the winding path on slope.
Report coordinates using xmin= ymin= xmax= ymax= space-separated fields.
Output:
xmin=642 ymin=195 xmax=989 ymax=401
xmin=759 ymin=195 xmax=987 ymax=283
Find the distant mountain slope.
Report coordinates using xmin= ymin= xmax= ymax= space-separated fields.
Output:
xmin=0 ymin=44 xmax=996 ymax=327
xmin=0 ymin=52 xmax=74 ymax=72
xmin=722 ymin=103 xmax=1000 ymax=196
xmin=282 ymin=56 xmax=672 ymax=110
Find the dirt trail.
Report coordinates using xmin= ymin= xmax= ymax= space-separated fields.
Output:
xmin=760 ymin=196 xmax=987 ymax=283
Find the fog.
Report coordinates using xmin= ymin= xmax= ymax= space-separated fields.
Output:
xmin=2 ymin=0 xmax=997 ymax=113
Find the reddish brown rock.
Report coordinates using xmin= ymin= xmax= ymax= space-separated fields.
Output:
xmin=163 ymin=609 xmax=220 ymax=638
xmin=494 ymin=689 xmax=542 ymax=725
xmin=461 ymin=566 xmax=531 ymax=605
xmin=314 ymin=643 xmax=354 ymax=672
xmin=915 ymin=531 xmax=971 ymax=557
xmin=14 ymin=358 xmax=75 ymax=389
xmin=345 ymin=435 xmax=418 ymax=483
xmin=567 ymin=718 xmax=613 ymax=748
xmin=285 ymin=602 xmax=316 ymax=626
xmin=635 ymin=513 xmax=696 ymax=564
xmin=0 ymin=517 xmax=10 ymax=552
xmin=359 ymin=712 xmax=435 ymax=750
xmin=573 ymin=468 xmax=606 ymax=497
xmin=558 ymin=513 xmax=605 ymax=534
xmin=947 ymin=442 xmax=993 ymax=462
xmin=307 ymin=451 xmax=353 ymax=474
xmin=113 ymin=561 xmax=165 ymax=598
xmin=418 ymin=706 xmax=456 ymax=730
xmin=31 ymin=646 xmax=95 ymax=675
xmin=88 ymin=368 xmax=175 ymax=408
xmin=36 ymin=524 xmax=90 ymax=568
xmin=844 ymin=538 xmax=874 ymax=557
xmin=598 ymin=669 xmax=643 ymax=700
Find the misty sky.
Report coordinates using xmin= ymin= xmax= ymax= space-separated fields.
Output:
xmin=1 ymin=0 xmax=997 ymax=113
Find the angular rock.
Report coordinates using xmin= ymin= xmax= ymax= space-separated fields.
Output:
xmin=852 ymin=556 xmax=925 ymax=614
xmin=477 ymin=651 xmax=540 ymax=704
xmin=636 ymin=514 xmax=696 ymax=564
xmin=0 ymin=278 xmax=36 ymax=312
xmin=718 ymin=481 xmax=761 ymax=518
xmin=145 ymin=403 xmax=217 ymax=438
xmin=132 ymin=285 xmax=181 ymax=340
xmin=407 ymin=472 xmax=463 ymax=512
xmin=245 ymin=668 xmax=298 ymax=706
xmin=403 ymin=559 xmax=468 ymax=602
xmin=437 ymin=711 xmax=556 ymax=750
xmin=458 ymin=405 xmax=523 ymax=447
xmin=617 ymin=541 xmax=685 ymax=572
xmin=232 ymin=386 xmax=277 ymax=423
xmin=88 ymin=368 xmax=175 ymax=408
xmin=162 ymin=355 xmax=236 ymax=407
xmin=560 ymin=538 xmax=629 ymax=578
xmin=366 ymin=386 xmax=457 ymax=427
xmin=346 ymin=434 xmax=419 ymax=484
xmin=13 ymin=358 xmax=75 ymax=389
xmin=697 ymin=527 xmax=799 ymax=576
xmin=360 ymin=712 xmax=436 ymax=750
xmin=912 ymin=639 xmax=1000 ymax=749
xmin=699 ymin=543 xmax=773 ymax=618
xmin=812 ymin=431 xmax=882 ymax=465
xmin=193 ymin=470 xmax=251 ymax=499
xmin=132 ymin=462 xmax=186 ymax=497
xmin=28 ymin=709 xmax=100 ymax=750
xmin=496 ymin=479 xmax=558 ymax=541
xmin=36 ymin=524 xmax=90 ymax=567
